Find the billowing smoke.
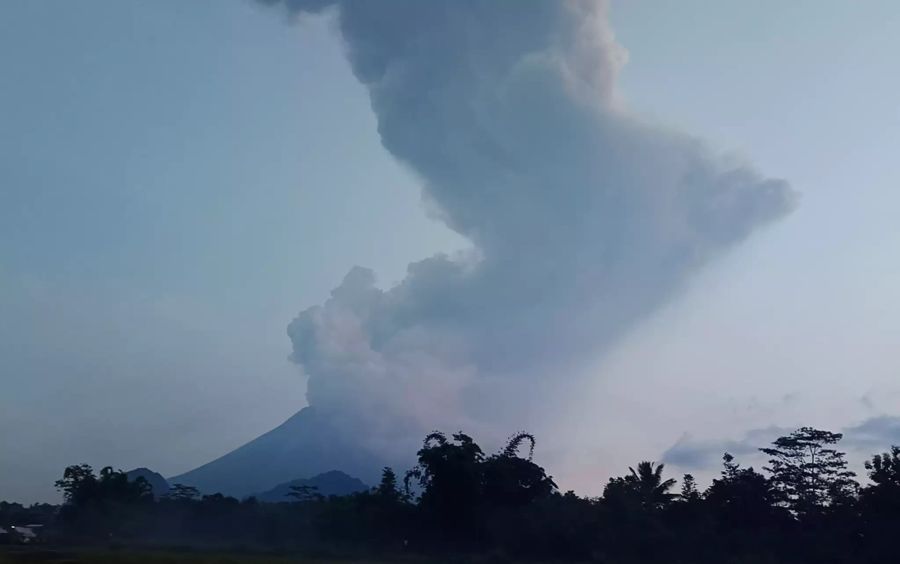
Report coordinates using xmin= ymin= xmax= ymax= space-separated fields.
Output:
xmin=266 ymin=1 xmax=796 ymax=457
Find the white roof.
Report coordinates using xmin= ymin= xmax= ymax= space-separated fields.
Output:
xmin=12 ymin=526 xmax=36 ymax=538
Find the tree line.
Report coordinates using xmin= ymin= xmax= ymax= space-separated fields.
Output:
xmin=8 ymin=426 xmax=900 ymax=562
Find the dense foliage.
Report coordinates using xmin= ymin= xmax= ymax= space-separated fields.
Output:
xmin=5 ymin=427 xmax=900 ymax=562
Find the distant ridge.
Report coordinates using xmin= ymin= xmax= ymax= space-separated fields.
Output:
xmin=255 ymin=470 xmax=368 ymax=502
xmin=126 ymin=467 xmax=170 ymax=498
xmin=169 ymin=407 xmax=385 ymax=498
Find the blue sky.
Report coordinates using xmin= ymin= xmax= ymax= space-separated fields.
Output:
xmin=1 ymin=0 xmax=899 ymax=502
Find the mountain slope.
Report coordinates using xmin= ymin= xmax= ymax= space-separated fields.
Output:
xmin=169 ymin=407 xmax=385 ymax=498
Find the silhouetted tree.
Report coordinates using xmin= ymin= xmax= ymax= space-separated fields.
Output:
xmin=706 ymin=453 xmax=781 ymax=528
xmin=37 ymin=427 xmax=900 ymax=563
xmin=54 ymin=465 xmax=152 ymax=539
xmin=849 ymin=446 xmax=900 ymax=562
xmin=55 ymin=464 xmax=98 ymax=506
xmin=287 ymin=484 xmax=323 ymax=502
xmin=599 ymin=461 xmax=677 ymax=562
xmin=760 ymin=427 xmax=857 ymax=515
xmin=375 ymin=467 xmax=402 ymax=502
xmin=864 ymin=446 xmax=900 ymax=489
xmin=859 ymin=446 xmax=900 ymax=515
xmin=407 ymin=431 xmax=484 ymax=543
xmin=482 ymin=433 xmax=557 ymax=507
xmin=679 ymin=473 xmax=700 ymax=503
xmin=165 ymin=483 xmax=200 ymax=502
xmin=628 ymin=461 xmax=676 ymax=510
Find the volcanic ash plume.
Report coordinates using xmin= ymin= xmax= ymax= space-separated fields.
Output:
xmin=263 ymin=0 xmax=796 ymax=456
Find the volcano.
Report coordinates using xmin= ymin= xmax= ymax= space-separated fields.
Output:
xmin=169 ymin=407 xmax=385 ymax=497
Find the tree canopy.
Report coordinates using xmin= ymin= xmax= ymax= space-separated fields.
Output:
xmin=9 ymin=426 xmax=900 ymax=563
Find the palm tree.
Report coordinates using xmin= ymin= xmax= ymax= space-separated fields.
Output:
xmin=626 ymin=461 xmax=677 ymax=510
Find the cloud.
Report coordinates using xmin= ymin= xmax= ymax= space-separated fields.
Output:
xmin=264 ymin=1 xmax=796 ymax=454
xmin=664 ymin=417 xmax=900 ymax=473
xmin=662 ymin=426 xmax=790 ymax=471
xmin=843 ymin=416 xmax=900 ymax=450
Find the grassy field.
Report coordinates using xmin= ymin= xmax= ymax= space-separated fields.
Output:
xmin=0 ymin=548 xmax=424 ymax=564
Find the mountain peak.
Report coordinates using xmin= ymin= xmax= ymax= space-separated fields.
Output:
xmin=255 ymin=470 xmax=369 ymax=502
xmin=168 ymin=407 xmax=386 ymax=497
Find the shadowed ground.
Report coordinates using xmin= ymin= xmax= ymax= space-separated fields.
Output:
xmin=0 ymin=548 xmax=439 ymax=564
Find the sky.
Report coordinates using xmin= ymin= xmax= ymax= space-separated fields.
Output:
xmin=1 ymin=0 xmax=899 ymax=503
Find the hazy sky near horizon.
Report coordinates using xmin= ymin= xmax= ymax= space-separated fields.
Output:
xmin=2 ymin=0 xmax=899 ymax=502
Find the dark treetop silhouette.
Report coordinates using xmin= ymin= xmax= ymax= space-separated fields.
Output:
xmin=5 ymin=425 xmax=900 ymax=563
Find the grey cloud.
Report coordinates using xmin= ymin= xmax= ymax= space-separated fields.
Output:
xmin=662 ymin=426 xmax=789 ymax=471
xmin=665 ymin=417 xmax=900 ymax=473
xmin=843 ymin=416 xmax=900 ymax=450
xmin=661 ymin=439 xmax=725 ymax=471
xmin=266 ymin=1 xmax=796 ymax=450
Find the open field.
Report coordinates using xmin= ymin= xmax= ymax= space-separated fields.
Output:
xmin=0 ymin=548 xmax=429 ymax=564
